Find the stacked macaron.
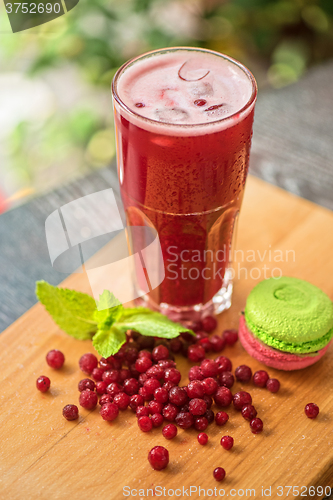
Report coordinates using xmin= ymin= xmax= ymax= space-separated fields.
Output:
xmin=239 ymin=277 xmax=333 ymax=370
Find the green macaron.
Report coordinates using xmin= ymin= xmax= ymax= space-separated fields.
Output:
xmin=244 ymin=276 xmax=333 ymax=354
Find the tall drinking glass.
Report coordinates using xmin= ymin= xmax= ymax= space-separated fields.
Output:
xmin=112 ymin=47 xmax=257 ymax=325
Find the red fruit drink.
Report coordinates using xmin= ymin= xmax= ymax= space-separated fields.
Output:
xmin=112 ymin=48 xmax=257 ymax=323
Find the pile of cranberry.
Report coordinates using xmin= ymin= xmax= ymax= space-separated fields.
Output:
xmin=36 ymin=315 xmax=320 ymax=479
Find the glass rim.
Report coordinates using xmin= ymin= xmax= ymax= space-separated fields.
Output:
xmin=111 ymin=46 xmax=258 ymax=129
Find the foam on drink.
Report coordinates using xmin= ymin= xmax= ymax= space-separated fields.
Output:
xmin=115 ymin=49 xmax=255 ymax=133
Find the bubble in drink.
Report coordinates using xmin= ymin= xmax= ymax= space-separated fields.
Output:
xmin=190 ymin=82 xmax=214 ymax=97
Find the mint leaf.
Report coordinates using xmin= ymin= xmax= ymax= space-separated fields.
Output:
xmin=36 ymin=280 xmax=97 ymax=340
xmin=115 ymin=311 xmax=193 ymax=339
xmin=119 ymin=306 xmax=155 ymax=319
xmin=92 ymin=326 xmax=127 ymax=357
xmin=94 ymin=290 xmax=124 ymax=329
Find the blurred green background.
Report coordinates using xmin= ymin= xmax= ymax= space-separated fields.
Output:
xmin=1 ymin=0 xmax=333 ymax=212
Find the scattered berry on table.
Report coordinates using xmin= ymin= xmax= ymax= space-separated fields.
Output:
xmin=218 ymin=371 xmax=234 ymax=389
xmin=138 ymin=416 xmax=153 ymax=432
xmin=78 ymin=378 xmax=96 ymax=392
xmin=220 ymin=435 xmax=234 ymax=450
xmin=233 ymin=391 xmax=252 ymax=410
xmin=253 ymin=370 xmax=269 ymax=388
xmin=305 ymin=403 xmax=319 ymax=419
xmin=241 ymin=404 xmax=257 ymax=421
xmin=62 ymin=404 xmax=79 ymax=421
xmin=201 ymin=316 xmax=217 ymax=332
xmin=250 ymin=417 xmax=263 ymax=434
xmin=215 ymin=411 xmax=229 ymax=426
xmin=266 ymin=378 xmax=280 ymax=393
xmin=36 ymin=375 xmax=50 ymax=393
xmin=214 ymin=387 xmax=233 ymax=407
xmin=235 ymin=365 xmax=252 ymax=383
xmin=213 ymin=467 xmax=226 ymax=482
xmin=222 ymin=329 xmax=238 ymax=345
xmin=197 ymin=432 xmax=208 ymax=445
xmin=151 ymin=413 xmax=164 ymax=427
xmin=148 ymin=446 xmax=169 ymax=470
xmin=46 ymin=349 xmax=65 ymax=369
xmin=162 ymin=424 xmax=178 ymax=440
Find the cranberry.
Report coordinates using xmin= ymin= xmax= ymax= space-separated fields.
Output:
xmin=99 ymin=394 xmax=113 ymax=406
xmin=163 ymin=381 xmax=176 ymax=392
xmin=175 ymin=411 xmax=194 ymax=429
xmin=113 ymin=392 xmax=130 ymax=410
xmin=78 ymin=353 xmax=97 ymax=374
xmin=180 ymin=404 xmax=190 ymax=413
xmin=151 ymin=413 xmax=164 ymax=427
xmin=36 ymin=375 xmax=50 ymax=393
xmin=78 ymin=378 xmax=96 ymax=392
xmin=95 ymin=381 xmax=108 ymax=395
xmin=218 ymin=371 xmax=234 ymax=389
xmin=137 ymin=349 xmax=152 ymax=360
xmin=205 ymin=409 xmax=215 ymax=424
xmin=79 ymin=389 xmax=98 ymax=410
xmin=222 ymin=329 xmax=238 ymax=345
xmin=189 ymin=398 xmax=207 ymax=416
xmin=138 ymin=373 xmax=148 ymax=386
xmin=305 ymin=403 xmax=319 ymax=419
xmin=99 ymin=357 xmax=112 ymax=370
xmin=136 ymin=405 xmax=150 ymax=418
xmin=194 ymin=417 xmax=208 ymax=431
xmin=194 ymin=99 xmax=207 ymax=106
xmin=187 ymin=345 xmax=206 ymax=362
xmin=100 ymin=402 xmax=119 ymax=421
xmin=62 ymin=404 xmax=79 ymax=420
xmin=215 ymin=356 xmax=232 ymax=373
xmin=102 ymin=370 xmax=120 ymax=385
xmin=214 ymin=387 xmax=233 ymax=407
xmin=135 ymin=357 xmax=153 ymax=373
xmin=129 ymin=363 xmax=140 ymax=379
xmin=210 ymin=335 xmax=226 ymax=352
xmin=46 ymin=349 xmax=65 ymax=370
xmin=198 ymin=338 xmax=212 ymax=352
xmin=148 ymin=446 xmax=169 ymax=470
xmin=250 ymin=417 xmax=263 ymax=434
xmin=188 ymin=366 xmax=204 ymax=381
xmin=266 ymin=378 xmax=280 ymax=393
xmin=213 ymin=467 xmax=226 ymax=482
xmin=138 ymin=335 xmax=155 ymax=349
xmin=91 ymin=367 xmax=104 ymax=381
xmin=129 ymin=394 xmax=144 ymax=411
xmin=202 ymin=377 xmax=218 ymax=396
xmin=162 ymin=423 xmax=178 ymax=439
xmin=146 ymin=365 xmax=164 ymax=380
xmin=215 ymin=411 xmax=229 ymax=426
xmin=135 ymin=102 xmax=145 ymax=108
xmin=164 ymin=368 xmax=181 ymax=385
xmin=169 ymin=387 xmax=188 ymax=407
xmin=233 ymin=391 xmax=252 ymax=410
xmin=139 ymin=386 xmax=153 ymax=401
xmin=148 ymin=400 xmax=163 ymax=415
xmin=119 ymin=368 xmax=131 ymax=383
xmin=241 ymin=404 xmax=257 ymax=421
xmin=108 ymin=356 xmax=122 ymax=370
xmin=200 ymin=359 xmax=218 ymax=378
xmin=190 ymin=320 xmax=203 ymax=332
xmin=181 ymin=331 xmax=196 ymax=343
xmin=152 ymin=345 xmax=169 ymax=362
xmin=202 ymin=315 xmax=217 ymax=332
xmin=158 ymin=359 xmax=176 ymax=369
xmin=162 ymin=403 xmax=179 ymax=421
xmin=197 ymin=432 xmax=208 ymax=445
xmin=138 ymin=416 xmax=153 ymax=432
xmin=253 ymin=370 xmax=269 ymax=388
xmin=125 ymin=346 xmax=139 ymax=363
xmin=154 ymin=387 xmax=169 ymax=404
xmin=123 ymin=378 xmax=140 ymax=396
xmin=187 ymin=380 xmax=205 ymax=399
xmin=144 ymin=378 xmax=161 ymax=396
xmin=220 ymin=435 xmax=234 ymax=450
xmin=203 ymin=394 xmax=213 ymax=409
xmin=235 ymin=365 xmax=252 ymax=383
xmin=169 ymin=338 xmax=183 ymax=353
xmin=106 ymin=382 xmax=122 ymax=398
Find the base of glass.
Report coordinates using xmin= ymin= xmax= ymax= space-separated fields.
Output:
xmin=135 ymin=269 xmax=233 ymax=328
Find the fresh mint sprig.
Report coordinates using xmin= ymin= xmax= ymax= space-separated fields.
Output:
xmin=36 ymin=281 xmax=194 ymax=357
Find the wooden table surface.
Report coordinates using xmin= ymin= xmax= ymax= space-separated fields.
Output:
xmin=0 ymin=176 xmax=333 ymax=500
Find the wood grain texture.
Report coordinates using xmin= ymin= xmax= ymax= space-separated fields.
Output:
xmin=0 ymin=176 xmax=332 ymax=500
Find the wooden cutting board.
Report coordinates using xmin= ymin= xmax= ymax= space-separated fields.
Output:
xmin=1 ymin=176 xmax=333 ymax=500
